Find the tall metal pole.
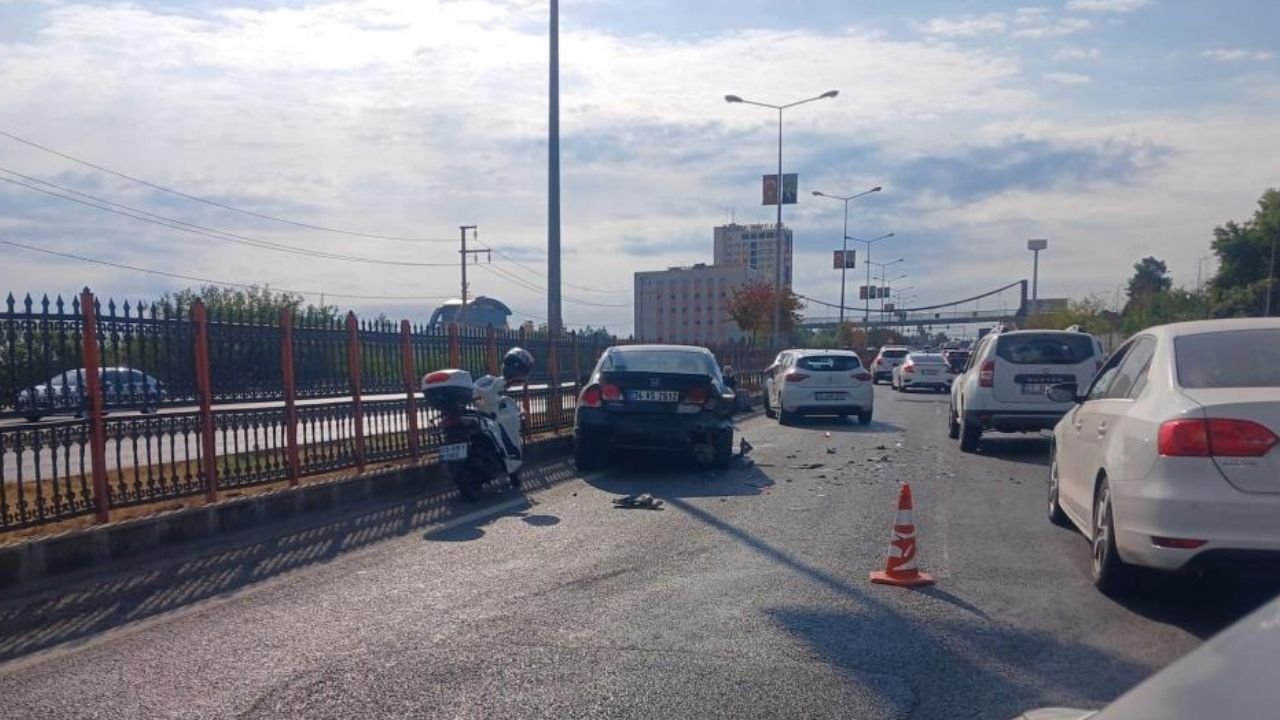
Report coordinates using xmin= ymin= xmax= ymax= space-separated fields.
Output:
xmin=1032 ymin=249 xmax=1040 ymax=308
xmin=838 ymin=197 xmax=849 ymax=327
xmin=865 ymin=243 xmax=872 ymax=326
xmin=774 ymin=108 xmax=784 ymax=349
xmin=548 ymin=0 xmax=562 ymax=336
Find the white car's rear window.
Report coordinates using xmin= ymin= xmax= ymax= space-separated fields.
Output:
xmin=995 ymin=334 xmax=1095 ymax=365
xmin=797 ymin=355 xmax=862 ymax=371
xmin=1176 ymin=329 xmax=1280 ymax=388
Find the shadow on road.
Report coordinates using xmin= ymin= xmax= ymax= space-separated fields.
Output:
xmin=662 ymin=495 xmax=1161 ymax=718
xmin=973 ymin=436 xmax=1053 ymax=467
xmin=0 ymin=460 xmax=577 ymax=662
xmin=423 ymin=500 xmax=563 ymax=543
xmin=785 ymin=417 xmax=905 ymax=435
xmin=583 ymin=453 xmax=775 ymax=499
xmin=1109 ymin=573 xmax=1280 ymax=640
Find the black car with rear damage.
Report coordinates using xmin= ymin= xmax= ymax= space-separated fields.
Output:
xmin=573 ymin=344 xmax=736 ymax=471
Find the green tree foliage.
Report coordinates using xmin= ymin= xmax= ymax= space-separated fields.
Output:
xmin=1210 ymin=188 xmax=1280 ymax=316
xmin=1126 ymin=256 xmax=1172 ymax=303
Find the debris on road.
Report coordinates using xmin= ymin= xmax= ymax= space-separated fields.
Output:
xmin=875 ymin=444 xmax=887 ymax=450
xmin=738 ymin=438 xmax=755 ymax=457
xmin=613 ymin=493 xmax=664 ymax=510
xmin=825 ymin=448 xmax=837 ymax=454
xmin=824 ymin=432 xmax=832 ymax=438
xmin=789 ymin=462 xmax=824 ymax=470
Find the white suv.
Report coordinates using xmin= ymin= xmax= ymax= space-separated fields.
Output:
xmin=870 ymin=346 xmax=910 ymax=384
xmin=949 ymin=328 xmax=1104 ymax=452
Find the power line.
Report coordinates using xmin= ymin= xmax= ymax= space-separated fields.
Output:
xmin=0 ymin=129 xmax=456 ymax=243
xmin=0 ymin=169 xmax=461 ymax=267
xmin=473 ymin=239 xmax=629 ymax=295
xmin=477 ymin=263 xmax=632 ymax=308
xmin=1 ymin=239 xmax=457 ymax=301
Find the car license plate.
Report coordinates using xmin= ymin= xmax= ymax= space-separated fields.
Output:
xmin=629 ymin=390 xmax=680 ymax=402
xmin=440 ymin=442 xmax=468 ymax=462
xmin=815 ymin=392 xmax=845 ymax=401
xmin=1021 ymin=384 xmax=1048 ymax=395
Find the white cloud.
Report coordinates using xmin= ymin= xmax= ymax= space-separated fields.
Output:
xmin=1053 ymin=46 xmax=1101 ymax=61
xmin=1011 ymin=17 xmax=1092 ymax=38
xmin=1201 ymin=48 xmax=1275 ymax=62
xmin=1042 ymin=71 xmax=1093 ymax=85
xmin=917 ymin=13 xmax=1007 ymax=38
xmin=1066 ymin=0 xmax=1152 ymax=13
xmin=1014 ymin=7 xmax=1052 ymax=24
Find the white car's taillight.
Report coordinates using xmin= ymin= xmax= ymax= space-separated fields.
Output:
xmin=1158 ymin=418 xmax=1278 ymax=457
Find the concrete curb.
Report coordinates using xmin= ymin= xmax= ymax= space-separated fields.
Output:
xmin=0 ymin=434 xmax=572 ymax=594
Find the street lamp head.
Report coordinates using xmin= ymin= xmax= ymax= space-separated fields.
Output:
xmin=820 ymin=90 xmax=839 ymax=99
xmin=870 ymin=186 xmax=883 ymax=192
xmin=724 ymin=94 xmax=743 ymax=103
xmin=812 ymin=190 xmax=825 ymax=197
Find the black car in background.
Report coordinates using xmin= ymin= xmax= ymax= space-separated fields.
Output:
xmin=942 ymin=349 xmax=971 ymax=374
xmin=573 ymin=345 xmax=736 ymax=471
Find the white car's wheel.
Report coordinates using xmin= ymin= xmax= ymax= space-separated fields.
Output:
xmin=1091 ymin=478 xmax=1133 ymax=594
xmin=1048 ymin=451 xmax=1071 ymax=528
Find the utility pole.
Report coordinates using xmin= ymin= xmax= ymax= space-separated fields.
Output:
xmin=1268 ymin=234 xmax=1277 ymax=317
xmin=1027 ymin=239 xmax=1048 ymax=312
xmin=547 ymin=0 xmax=563 ymax=336
xmin=458 ymin=225 xmax=486 ymax=324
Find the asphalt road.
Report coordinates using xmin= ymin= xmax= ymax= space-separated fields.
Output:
xmin=1 ymin=385 xmax=1277 ymax=719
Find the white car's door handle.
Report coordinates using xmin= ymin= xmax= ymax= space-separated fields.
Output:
xmin=1097 ymin=421 xmax=1108 ymax=436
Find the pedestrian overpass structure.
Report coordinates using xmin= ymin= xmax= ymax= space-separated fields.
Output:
xmin=799 ymin=280 xmax=1029 ymax=332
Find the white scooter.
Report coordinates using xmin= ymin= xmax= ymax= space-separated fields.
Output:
xmin=421 ymin=349 xmax=531 ymax=501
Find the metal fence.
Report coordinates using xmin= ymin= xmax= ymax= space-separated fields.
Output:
xmin=1 ymin=289 xmax=775 ymax=534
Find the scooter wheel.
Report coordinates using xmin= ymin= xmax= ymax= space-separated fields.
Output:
xmin=509 ymin=472 xmax=522 ymax=490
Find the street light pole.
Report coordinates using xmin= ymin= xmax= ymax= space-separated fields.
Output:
xmin=726 ymin=90 xmax=838 ymax=348
xmin=547 ymin=0 xmax=562 ymax=336
xmin=813 ymin=187 xmax=882 ymax=327
xmin=1027 ymin=238 xmax=1048 ymax=312
xmin=843 ymin=232 xmax=895 ymax=326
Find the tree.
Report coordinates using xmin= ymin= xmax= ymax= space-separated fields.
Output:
xmin=1210 ymin=188 xmax=1280 ymax=317
xmin=1126 ymin=256 xmax=1172 ymax=304
xmin=726 ymin=281 xmax=804 ymax=344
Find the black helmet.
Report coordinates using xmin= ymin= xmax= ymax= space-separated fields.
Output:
xmin=502 ymin=347 xmax=534 ymax=383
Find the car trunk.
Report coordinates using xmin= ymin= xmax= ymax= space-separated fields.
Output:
xmin=598 ymin=371 xmax=715 ymax=415
xmin=1183 ymin=388 xmax=1280 ymax=494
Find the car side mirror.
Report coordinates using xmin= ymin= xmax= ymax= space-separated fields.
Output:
xmin=1046 ymin=383 xmax=1081 ymax=404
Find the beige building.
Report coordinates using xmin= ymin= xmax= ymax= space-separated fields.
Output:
xmin=713 ymin=223 xmax=793 ymax=288
xmin=634 ymin=263 xmax=763 ymax=344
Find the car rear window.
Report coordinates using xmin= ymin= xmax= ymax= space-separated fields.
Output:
xmin=1175 ymin=329 xmax=1280 ymax=388
xmin=909 ymin=354 xmax=946 ymax=365
xmin=881 ymin=349 xmax=908 ymax=359
xmin=600 ymin=349 xmax=716 ymax=376
xmin=796 ymin=355 xmax=862 ymax=371
xmin=995 ymin=334 xmax=1096 ymax=365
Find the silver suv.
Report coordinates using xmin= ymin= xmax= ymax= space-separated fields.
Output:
xmin=948 ymin=328 xmax=1104 ymax=452
xmin=870 ymin=346 xmax=910 ymax=384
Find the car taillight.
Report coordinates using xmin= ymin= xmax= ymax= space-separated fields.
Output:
xmin=581 ymin=385 xmax=602 ymax=407
xmin=1158 ymin=418 xmax=1278 ymax=457
xmin=903 ymin=365 xmax=915 ymax=374
xmin=601 ymin=384 xmax=623 ymax=401
xmin=978 ymin=360 xmax=995 ymax=388
xmin=685 ymin=386 xmax=708 ymax=404
xmin=853 ymin=372 xmax=872 ymax=382
xmin=875 ymin=359 xmax=883 ymax=366
xmin=784 ymin=372 xmax=809 ymax=382
xmin=423 ymin=371 xmax=450 ymax=385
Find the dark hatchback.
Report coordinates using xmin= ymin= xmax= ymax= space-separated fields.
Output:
xmin=573 ymin=345 xmax=736 ymax=471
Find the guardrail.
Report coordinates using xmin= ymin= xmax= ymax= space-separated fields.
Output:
xmin=1 ymin=289 xmax=775 ymax=535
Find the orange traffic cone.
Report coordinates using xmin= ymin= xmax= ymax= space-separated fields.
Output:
xmin=870 ymin=483 xmax=935 ymax=587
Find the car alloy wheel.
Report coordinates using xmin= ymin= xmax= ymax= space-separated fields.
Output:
xmin=1048 ymin=453 xmax=1070 ymax=528
xmin=1091 ymin=480 xmax=1131 ymax=593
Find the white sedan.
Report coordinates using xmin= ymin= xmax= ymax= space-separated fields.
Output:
xmin=1048 ymin=318 xmax=1280 ymax=592
xmin=765 ymin=349 xmax=874 ymax=425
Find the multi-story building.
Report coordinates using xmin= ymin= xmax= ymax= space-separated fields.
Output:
xmin=713 ymin=223 xmax=793 ymax=288
xmin=634 ymin=263 xmax=763 ymax=344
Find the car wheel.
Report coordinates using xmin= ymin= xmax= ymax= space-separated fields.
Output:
xmin=779 ymin=409 xmax=796 ymax=426
xmin=509 ymin=471 xmax=522 ymax=490
xmin=958 ymin=412 xmax=981 ymax=453
xmin=1091 ymin=478 xmax=1132 ymax=594
xmin=857 ymin=409 xmax=873 ymax=426
xmin=712 ymin=427 xmax=734 ymax=468
xmin=764 ymin=392 xmax=777 ymax=419
xmin=947 ymin=404 xmax=960 ymax=439
xmin=574 ymin=432 xmax=607 ymax=473
xmin=1048 ymin=453 xmax=1071 ymax=528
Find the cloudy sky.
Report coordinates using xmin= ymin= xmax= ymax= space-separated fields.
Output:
xmin=0 ymin=0 xmax=1277 ymax=333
